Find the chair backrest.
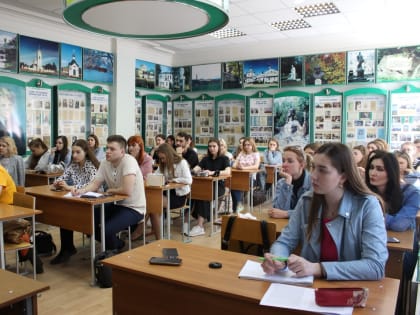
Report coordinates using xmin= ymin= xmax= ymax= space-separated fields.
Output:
xmin=220 ymin=215 xmax=276 ymax=255
xmin=13 ymin=192 xmax=35 ymax=209
xmin=16 ymin=186 xmax=25 ymax=193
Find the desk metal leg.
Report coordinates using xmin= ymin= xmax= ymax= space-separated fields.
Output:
xmin=166 ymin=194 xmax=171 ymax=240
xmin=31 ymin=215 xmax=36 ymax=280
xmin=101 ymin=204 xmax=105 ymax=252
xmin=249 ymin=177 xmax=254 ymax=213
xmin=0 ymin=222 xmax=4 ymax=269
xmin=210 ymin=182 xmax=218 ymax=236
xmin=91 ymin=205 xmax=98 ymax=286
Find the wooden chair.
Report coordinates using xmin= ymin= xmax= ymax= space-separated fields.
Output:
xmin=5 ymin=192 xmax=37 ymax=278
xmin=16 ymin=186 xmax=25 ymax=193
xmin=220 ymin=215 xmax=276 ymax=255
xmin=170 ymin=191 xmax=191 ymax=243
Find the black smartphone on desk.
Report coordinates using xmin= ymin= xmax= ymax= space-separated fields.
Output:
xmin=149 ymin=257 xmax=182 ymax=266
xmin=162 ymin=248 xmax=179 ymax=259
xmin=387 ymin=236 xmax=400 ymax=243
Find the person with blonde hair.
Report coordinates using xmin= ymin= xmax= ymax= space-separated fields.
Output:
xmin=367 ymin=138 xmax=389 ymax=152
xmin=231 ymin=137 xmax=260 ymax=212
xmin=0 ymin=136 xmax=24 ymax=185
xmin=269 ymin=145 xmax=311 ymax=219
xmin=219 ymin=138 xmax=233 ymax=162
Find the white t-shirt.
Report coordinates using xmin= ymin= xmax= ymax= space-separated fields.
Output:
xmin=95 ymin=154 xmax=146 ymax=215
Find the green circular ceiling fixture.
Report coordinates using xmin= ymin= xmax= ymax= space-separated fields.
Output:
xmin=63 ymin=0 xmax=229 ymax=40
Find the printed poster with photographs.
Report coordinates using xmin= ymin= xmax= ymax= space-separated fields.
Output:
xmin=377 ymin=45 xmax=420 ymax=82
xmin=0 ymin=30 xmax=18 ymax=73
xmin=173 ymin=97 xmax=193 ymax=136
xmin=145 ymin=98 xmax=164 ymax=147
xmin=389 ymin=87 xmax=420 ymax=151
xmin=26 ymin=86 xmax=52 ymax=146
xmin=57 ymin=90 xmax=88 ymax=144
xmin=344 ymin=90 xmax=386 ymax=147
xmin=313 ymin=90 xmax=342 ymax=143
xmin=90 ymin=92 xmax=109 ymax=146
xmin=134 ymin=96 xmax=141 ymax=134
xmin=194 ymin=95 xmax=215 ymax=146
xmin=273 ymin=92 xmax=310 ymax=148
xmin=347 ymin=50 xmax=375 ymax=84
xmin=249 ymin=92 xmax=273 ymax=147
xmin=216 ymin=95 xmax=245 ymax=146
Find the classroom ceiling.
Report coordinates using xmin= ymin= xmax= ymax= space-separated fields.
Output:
xmin=1 ymin=0 xmax=420 ymax=65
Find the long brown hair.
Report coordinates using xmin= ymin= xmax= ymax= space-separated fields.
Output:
xmin=352 ymin=144 xmax=368 ymax=168
xmin=28 ymin=138 xmax=48 ymax=170
xmin=306 ymin=143 xmax=381 ymax=240
xmin=127 ymin=135 xmax=146 ymax=165
xmin=72 ymin=139 xmax=99 ymax=169
xmin=156 ymin=143 xmax=182 ymax=178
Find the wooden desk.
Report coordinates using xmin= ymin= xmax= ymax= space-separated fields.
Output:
xmin=0 ymin=269 xmax=49 ymax=315
xmin=104 ymin=239 xmax=399 ymax=315
xmin=0 ymin=204 xmax=42 ymax=277
xmin=231 ymin=169 xmax=259 ymax=212
xmin=264 ymin=164 xmax=280 ymax=200
xmin=145 ymin=182 xmax=187 ymax=240
xmin=25 ymin=171 xmax=63 ymax=187
xmin=25 ymin=185 xmax=126 ymax=285
xmin=386 ymin=229 xmax=415 ymax=280
xmin=191 ymin=175 xmax=230 ymax=236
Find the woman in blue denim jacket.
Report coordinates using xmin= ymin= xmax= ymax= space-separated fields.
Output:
xmin=262 ymin=143 xmax=388 ymax=281
xmin=269 ymin=146 xmax=311 ymax=218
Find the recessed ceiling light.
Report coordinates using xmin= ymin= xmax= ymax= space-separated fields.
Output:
xmin=271 ymin=19 xmax=311 ymax=31
xmin=295 ymin=2 xmax=340 ymax=18
xmin=209 ymin=27 xmax=246 ymax=39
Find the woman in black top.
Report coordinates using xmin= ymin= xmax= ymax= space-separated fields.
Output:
xmin=189 ymin=138 xmax=231 ymax=236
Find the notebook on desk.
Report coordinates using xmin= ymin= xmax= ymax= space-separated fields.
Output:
xmin=146 ymin=174 xmax=165 ymax=186
xmin=238 ymin=260 xmax=313 ymax=286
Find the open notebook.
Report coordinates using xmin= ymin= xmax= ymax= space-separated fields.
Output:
xmin=238 ymin=260 xmax=313 ymax=286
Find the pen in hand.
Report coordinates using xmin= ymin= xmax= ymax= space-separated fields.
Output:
xmin=259 ymin=256 xmax=288 ymax=262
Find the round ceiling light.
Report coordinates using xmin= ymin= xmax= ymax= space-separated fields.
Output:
xmin=63 ymin=0 xmax=229 ymax=40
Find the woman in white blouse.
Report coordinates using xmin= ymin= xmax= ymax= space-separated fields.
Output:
xmin=153 ymin=143 xmax=192 ymax=240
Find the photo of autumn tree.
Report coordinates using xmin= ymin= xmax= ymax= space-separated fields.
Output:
xmin=305 ymin=52 xmax=346 ymax=86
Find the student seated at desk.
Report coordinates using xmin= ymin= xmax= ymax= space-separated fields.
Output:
xmin=258 ymin=138 xmax=282 ymax=191
xmin=50 ymin=139 xmax=99 ymax=264
xmin=154 ymin=143 xmax=192 ymax=239
xmin=262 ymin=143 xmax=388 ymax=281
xmin=365 ymin=150 xmax=420 ymax=280
xmin=231 ymin=137 xmax=260 ymax=212
xmin=269 ymin=145 xmax=311 ymax=219
xmin=190 ymin=138 xmax=231 ymax=237
xmin=0 ymin=164 xmax=16 ymax=204
xmin=73 ymin=135 xmax=146 ymax=251
xmin=48 ymin=135 xmax=71 ymax=171
xmin=25 ymin=138 xmax=50 ymax=173
xmin=87 ymin=134 xmax=105 ymax=162
xmin=0 ymin=136 xmax=25 ymax=186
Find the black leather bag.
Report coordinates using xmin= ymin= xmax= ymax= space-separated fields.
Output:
xmin=94 ymin=249 xmax=119 ymax=288
xmin=252 ymin=189 xmax=266 ymax=206
xmin=34 ymin=230 xmax=57 ymax=257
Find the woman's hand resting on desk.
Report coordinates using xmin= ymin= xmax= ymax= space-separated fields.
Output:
xmin=287 ymin=254 xmax=323 ymax=278
xmin=261 ymin=253 xmax=287 ymax=275
xmin=53 ymin=180 xmax=70 ymax=191
xmin=268 ymin=208 xmax=289 ymax=218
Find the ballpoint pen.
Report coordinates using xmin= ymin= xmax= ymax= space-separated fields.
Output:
xmin=258 ymin=256 xmax=288 ymax=262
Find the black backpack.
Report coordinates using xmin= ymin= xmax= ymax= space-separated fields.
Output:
xmin=94 ymin=249 xmax=119 ymax=288
xmin=34 ymin=230 xmax=57 ymax=257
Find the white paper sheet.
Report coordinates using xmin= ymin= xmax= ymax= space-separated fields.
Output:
xmin=260 ymin=283 xmax=353 ymax=315
xmin=238 ymin=259 xmax=314 ymax=286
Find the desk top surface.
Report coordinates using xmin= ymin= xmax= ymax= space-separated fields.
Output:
xmin=25 ymin=171 xmax=63 ymax=178
xmin=104 ymin=239 xmax=399 ymax=315
xmin=0 ymin=269 xmax=49 ymax=307
xmin=145 ymin=182 xmax=187 ymax=190
xmin=25 ymin=185 xmax=126 ymax=205
xmin=0 ymin=203 xmax=42 ymax=220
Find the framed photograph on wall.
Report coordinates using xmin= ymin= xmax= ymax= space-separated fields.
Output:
xmin=135 ymin=59 xmax=155 ymax=89
xmin=0 ymin=30 xmax=18 ymax=73
xmin=19 ymin=35 xmax=59 ymax=77
xmin=155 ymin=64 xmax=172 ymax=92
xmin=243 ymin=58 xmax=279 ymax=89
xmin=83 ymin=48 xmax=113 ymax=84
xmin=60 ymin=43 xmax=82 ymax=80
xmin=172 ymin=95 xmax=193 ymax=136
xmin=273 ymin=91 xmax=310 ymax=148
xmin=377 ymin=45 xmax=420 ymax=82
xmin=222 ymin=61 xmax=242 ymax=89
xmin=347 ymin=49 xmax=375 ymax=84
xmin=313 ymin=88 xmax=342 ymax=143
xmin=215 ymin=94 xmax=246 ymax=146
xmin=305 ymin=52 xmax=346 ymax=86
xmin=172 ymin=66 xmax=191 ymax=92
xmin=194 ymin=94 xmax=215 ymax=146
xmin=248 ymin=91 xmax=273 ymax=147
xmin=280 ymin=56 xmax=303 ymax=87
xmin=191 ymin=63 xmax=221 ymax=91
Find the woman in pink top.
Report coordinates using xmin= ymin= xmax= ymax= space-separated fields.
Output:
xmin=127 ymin=135 xmax=153 ymax=240
xmin=231 ymin=137 xmax=260 ymax=212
